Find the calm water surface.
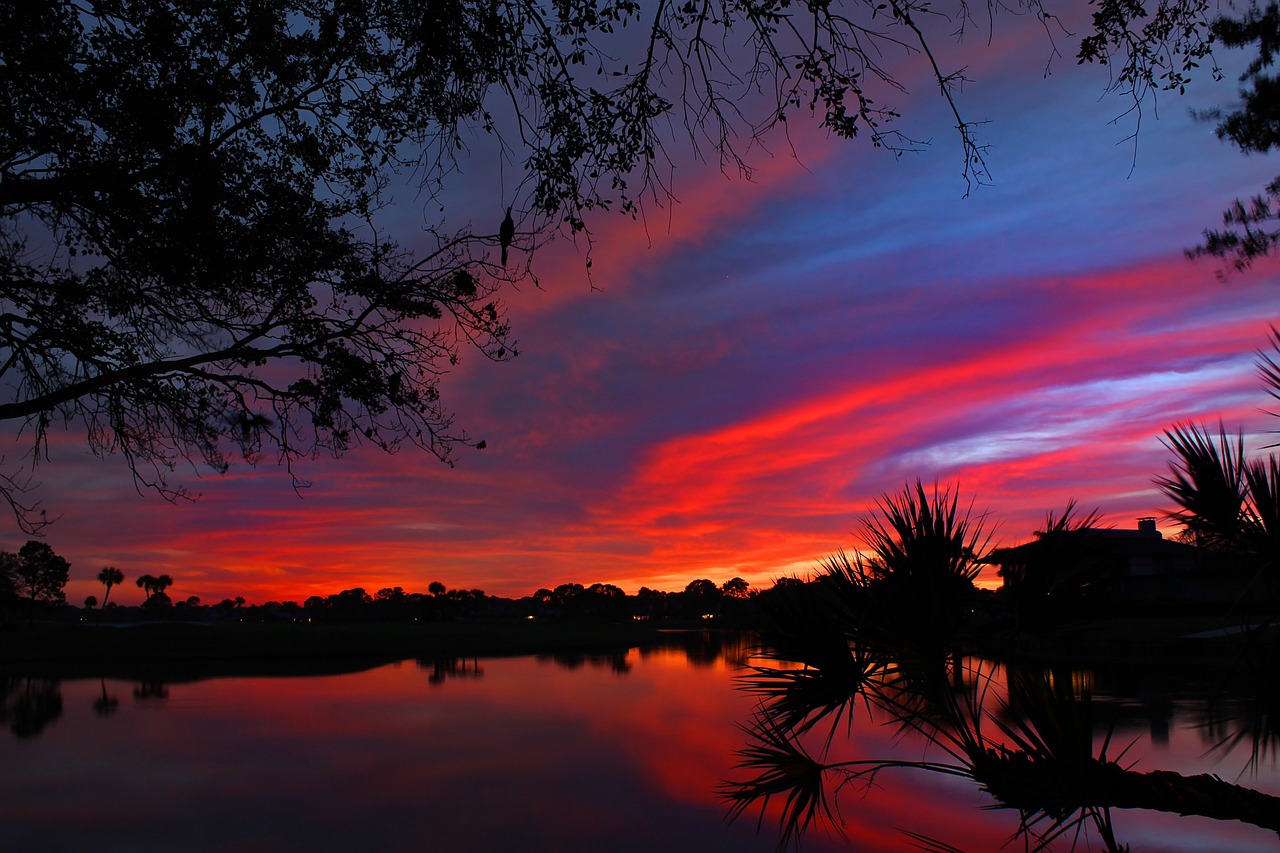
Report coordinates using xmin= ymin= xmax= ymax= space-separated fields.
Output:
xmin=2 ymin=634 xmax=1278 ymax=852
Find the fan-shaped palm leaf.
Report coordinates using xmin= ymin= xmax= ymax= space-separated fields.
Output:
xmin=1157 ymin=423 xmax=1248 ymax=550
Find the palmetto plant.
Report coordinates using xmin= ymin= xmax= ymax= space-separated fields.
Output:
xmin=839 ymin=481 xmax=992 ymax=653
xmin=739 ymin=572 xmax=880 ymax=739
xmin=1245 ymin=454 xmax=1280 ymax=563
xmin=1157 ymin=423 xmax=1250 ymax=551
xmin=859 ymin=480 xmax=990 ymax=588
xmin=725 ymin=479 xmax=1280 ymax=851
xmin=1156 ymin=422 xmax=1280 ymax=591
xmin=726 ymin=652 xmax=1280 ymax=852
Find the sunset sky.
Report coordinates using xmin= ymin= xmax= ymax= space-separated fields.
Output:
xmin=16 ymin=14 xmax=1280 ymax=606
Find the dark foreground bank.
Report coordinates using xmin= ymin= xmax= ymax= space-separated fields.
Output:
xmin=0 ymin=619 xmax=675 ymax=680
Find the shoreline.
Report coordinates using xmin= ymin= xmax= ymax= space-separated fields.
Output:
xmin=4 ymin=611 xmax=1273 ymax=682
xmin=0 ymin=618 xmax=683 ymax=681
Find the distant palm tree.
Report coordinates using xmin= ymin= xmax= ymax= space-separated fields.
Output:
xmin=97 ymin=566 xmax=124 ymax=607
xmin=92 ymin=678 xmax=118 ymax=716
xmin=135 ymin=574 xmax=157 ymax=601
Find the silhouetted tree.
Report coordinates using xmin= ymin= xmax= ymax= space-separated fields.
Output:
xmin=373 ymin=586 xmax=411 ymax=619
xmin=722 ymin=577 xmax=751 ymax=599
xmin=0 ymin=1 xmax=524 ymax=525
xmin=10 ymin=540 xmax=70 ymax=607
xmin=83 ymin=595 xmax=97 ymax=609
xmin=582 ymin=582 xmax=627 ymax=617
xmin=1157 ymin=423 xmax=1250 ymax=552
xmin=1157 ymin=421 xmax=1280 ymax=596
xmin=550 ymin=583 xmax=585 ymax=616
xmin=326 ymin=588 xmax=371 ymax=620
xmin=819 ymin=481 xmax=989 ymax=664
xmin=135 ymin=574 xmax=158 ymax=602
xmin=1189 ymin=2 xmax=1280 ymax=270
xmin=92 ymin=679 xmax=119 ymax=717
xmin=684 ymin=579 xmax=719 ymax=598
xmin=97 ymin=566 xmax=125 ymax=608
xmin=133 ymin=681 xmax=169 ymax=701
xmin=0 ymin=676 xmax=64 ymax=739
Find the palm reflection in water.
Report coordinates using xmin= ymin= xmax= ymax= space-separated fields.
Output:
xmin=722 ymin=484 xmax=1280 ymax=852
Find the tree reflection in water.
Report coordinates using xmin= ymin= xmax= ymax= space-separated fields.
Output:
xmin=0 ymin=676 xmax=63 ymax=739
xmin=722 ymin=483 xmax=1280 ymax=852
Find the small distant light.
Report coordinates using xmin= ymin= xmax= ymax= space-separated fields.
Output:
xmin=701 ymin=614 xmax=713 ymax=620
xmin=526 ymin=615 xmax=535 ymax=620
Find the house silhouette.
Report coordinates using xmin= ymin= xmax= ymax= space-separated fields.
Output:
xmin=984 ymin=518 xmax=1251 ymax=609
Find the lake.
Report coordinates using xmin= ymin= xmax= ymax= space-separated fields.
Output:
xmin=2 ymin=631 xmax=1278 ymax=851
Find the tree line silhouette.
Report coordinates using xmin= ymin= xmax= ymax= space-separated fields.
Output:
xmin=0 ymin=554 xmax=764 ymax=627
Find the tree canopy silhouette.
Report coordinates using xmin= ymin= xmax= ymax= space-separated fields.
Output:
xmin=97 ymin=566 xmax=125 ymax=608
xmin=3 ymin=541 xmax=70 ymax=607
xmin=1189 ymin=2 xmax=1280 ymax=271
xmin=0 ymin=0 xmax=1250 ymax=527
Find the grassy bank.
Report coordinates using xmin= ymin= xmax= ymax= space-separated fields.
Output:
xmin=0 ymin=618 xmax=672 ymax=680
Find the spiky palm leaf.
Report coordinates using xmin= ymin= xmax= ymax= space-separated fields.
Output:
xmin=1257 ymin=325 xmax=1280 ymax=414
xmin=721 ymin=709 xmax=844 ymax=851
xmin=1157 ymin=423 xmax=1249 ymax=550
xmin=722 ymin=706 xmax=970 ymax=852
xmin=860 ymin=481 xmax=990 ymax=586
xmin=1245 ymin=454 xmax=1280 ymax=569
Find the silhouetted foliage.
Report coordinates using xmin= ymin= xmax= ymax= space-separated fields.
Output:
xmin=97 ymin=566 xmax=125 ymax=608
xmin=0 ymin=676 xmax=64 ymax=739
xmin=820 ymin=481 xmax=989 ymax=655
xmin=135 ymin=573 xmax=173 ymax=604
xmin=727 ymin=616 xmax=1280 ymax=851
xmin=7 ymin=540 xmax=70 ymax=607
xmin=418 ymin=656 xmax=484 ymax=686
xmin=92 ymin=679 xmax=120 ymax=717
xmin=1189 ymin=2 xmax=1280 ymax=271
xmin=133 ymin=681 xmax=169 ymax=701
xmin=1157 ymin=422 xmax=1280 ymax=595
xmin=1259 ymin=326 xmax=1280 ymax=430
xmin=1158 ymin=423 xmax=1250 ymax=550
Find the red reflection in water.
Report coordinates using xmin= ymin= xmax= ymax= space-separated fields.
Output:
xmin=1 ymin=645 xmax=1278 ymax=852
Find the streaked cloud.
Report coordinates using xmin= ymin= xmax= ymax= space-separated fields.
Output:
xmin=15 ymin=27 xmax=1280 ymax=606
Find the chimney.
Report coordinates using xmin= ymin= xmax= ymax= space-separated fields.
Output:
xmin=1137 ymin=517 xmax=1159 ymax=537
